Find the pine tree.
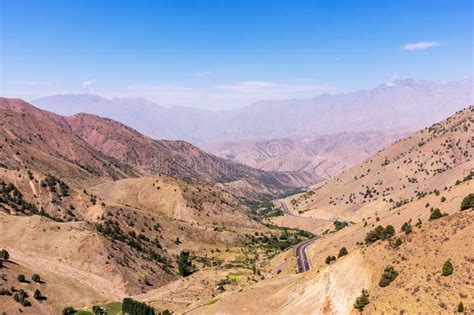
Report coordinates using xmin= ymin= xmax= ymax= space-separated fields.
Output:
xmin=354 ymin=289 xmax=370 ymax=311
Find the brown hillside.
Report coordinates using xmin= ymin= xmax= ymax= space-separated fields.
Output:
xmin=287 ymin=106 xmax=473 ymax=220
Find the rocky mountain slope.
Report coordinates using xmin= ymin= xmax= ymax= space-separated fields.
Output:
xmin=288 ymin=106 xmax=473 ymax=219
xmin=0 ymin=97 xmax=307 ymax=198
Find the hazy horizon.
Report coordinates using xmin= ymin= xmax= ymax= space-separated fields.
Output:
xmin=1 ymin=0 xmax=473 ymax=110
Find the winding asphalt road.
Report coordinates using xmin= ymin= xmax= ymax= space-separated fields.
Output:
xmin=280 ymin=201 xmax=333 ymax=273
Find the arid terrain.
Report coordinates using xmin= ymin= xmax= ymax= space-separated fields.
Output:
xmin=182 ymin=106 xmax=474 ymax=314
xmin=2 ymin=1 xmax=473 ymax=314
xmin=0 ymin=97 xmax=473 ymax=314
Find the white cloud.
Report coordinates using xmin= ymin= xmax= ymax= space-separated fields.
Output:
xmin=81 ymin=79 xmax=96 ymax=88
xmin=402 ymin=41 xmax=440 ymax=51
xmin=81 ymin=79 xmax=97 ymax=93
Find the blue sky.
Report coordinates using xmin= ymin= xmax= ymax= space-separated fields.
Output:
xmin=1 ymin=0 xmax=472 ymax=109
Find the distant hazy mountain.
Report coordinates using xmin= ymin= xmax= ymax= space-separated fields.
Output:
xmin=33 ymin=78 xmax=473 ymax=144
xmin=33 ymin=94 xmax=220 ymax=142
xmin=202 ymin=130 xmax=410 ymax=180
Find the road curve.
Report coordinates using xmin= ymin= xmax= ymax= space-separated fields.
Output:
xmin=280 ymin=201 xmax=335 ymax=222
xmin=296 ymin=237 xmax=318 ymax=273
xmin=279 ymin=201 xmax=322 ymax=273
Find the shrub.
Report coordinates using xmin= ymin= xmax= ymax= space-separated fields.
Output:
xmin=460 ymin=193 xmax=474 ymax=211
xmin=440 ymin=196 xmax=446 ymax=202
xmin=62 ymin=307 xmax=76 ymax=315
xmin=333 ymin=220 xmax=349 ymax=231
xmin=325 ymin=256 xmax=336 ymax=264
xmin=384 ymin=225 xmax=395 ymax=238
xmin=457 ymin=302 xmax=464 ymax=312
xmin=338 ymin=247 xmax=348 ymax=258
xmin=92 ymin=305 xmax=101 ymax=315
xmin=353 ymin=289 xmax=370 ymax=311
xmin=365 ymin=225 xmax=395 ymax=244
xmin=32 ymin=274 xmax=41 ymax=283
xmin=14 ymin=289 xmax=29 ymax=306
xmin=442 ymin=260 xmax=453 ymax=276
xmin=429 ymin=208 xmax=445 ymax=220
xmin=17 ymin=274 xmax=26 ymax=282
xmin=379 ymin=266 xmax=399 ymax=287
xmin=395 ymin=237 xmax=402 ymax=247
xmin=400 ymin=222 xmax=412 ymax=234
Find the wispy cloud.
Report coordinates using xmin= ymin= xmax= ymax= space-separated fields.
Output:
xmin=402 ymin=41 xmax=440 ymax=51
xmin=194 ymin=70 xmax=214 ymax=77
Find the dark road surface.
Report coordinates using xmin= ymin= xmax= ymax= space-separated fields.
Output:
xmin=279 ymin=201 xmax=334 ymax=273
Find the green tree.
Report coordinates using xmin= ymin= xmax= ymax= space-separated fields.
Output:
xmin=33 ymin=289 xmax=42 ymax=300
xmin=325 ymin=256 xmax=336 ymax=264
xmin=442 ymin=260 xmax=453 ymax=276
xmin=178 ymin=251 xmax=194 ymax=277
xmin=460 ymin=193 xmax=474 ymax=211
xmin=401 ymin=222 xmax=412 ymax=234
xmin=354 ymin=289 xmax=370 ymax=311
xmin=0 ymin=249 xmax=9 ymax=260
xmin=32 ymin=273 xmax=41 ymax=283
xmin=122 ymin=297 xmax=155 ymax=315
xmin=338 ymin=247 xmax=348 ymax=258
xmin=92 ymin=305 xmax=101 ymax=314
xmin=17 ymin=274 xmax=26 ymax=282
xmin=429 ymin=208 xmax=444 ymax=220
xmin=383 ymin=225 xmax=395 ymax=239
xmin=457 ymin=302 xmax=464 ymax=313
xmin=62 ymin=307 xmax=76 ymax=315
xmin=379 ymin=266 xmax=399 ymax=287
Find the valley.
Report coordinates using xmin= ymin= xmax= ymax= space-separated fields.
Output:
xmin=1 ymin=96 xmax=472 ymax=314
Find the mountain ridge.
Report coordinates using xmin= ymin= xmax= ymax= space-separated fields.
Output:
xmin=33 ymin=78 xmax=474 ymax=143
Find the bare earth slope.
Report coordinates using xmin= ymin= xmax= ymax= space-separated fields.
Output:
xmin=0 ymin=97 xmax=307 ymax=199
xmin=65 ymin=112 xmax=311 ymax=195
xmin=288 ymin=106 xmax=473 ymax=219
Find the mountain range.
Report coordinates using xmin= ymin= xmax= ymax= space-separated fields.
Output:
xmin=0 ymin=95 xmax=472 ymax=314
xmin=33 ymin=78 xmax=474 ymax=144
